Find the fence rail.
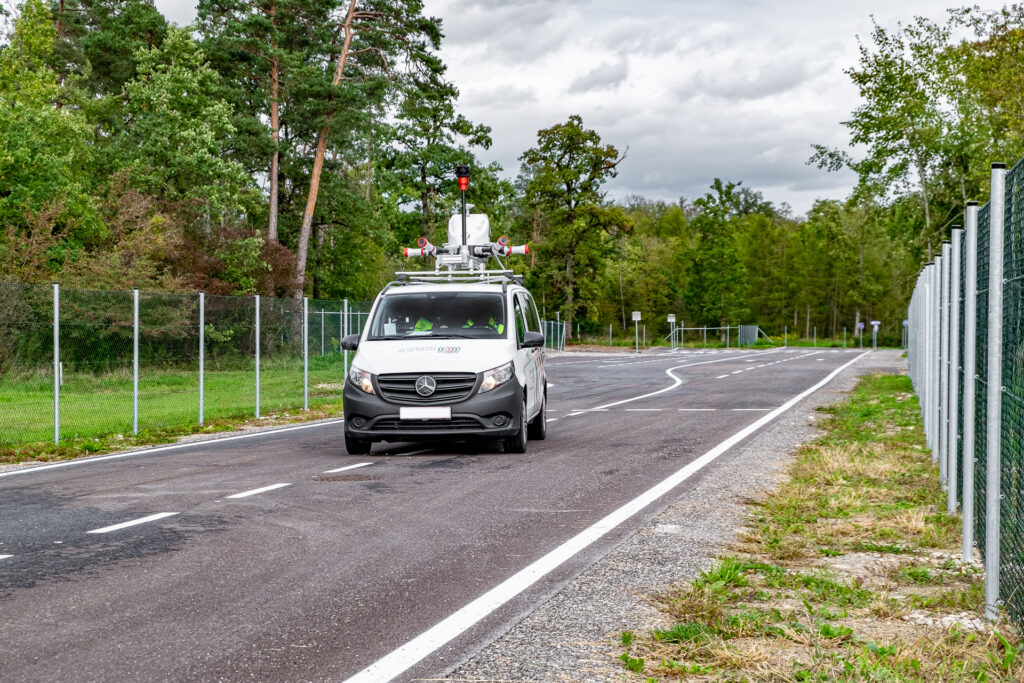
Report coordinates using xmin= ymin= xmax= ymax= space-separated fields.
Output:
xmin=908 ymin=158 xmax=1024 ymax=627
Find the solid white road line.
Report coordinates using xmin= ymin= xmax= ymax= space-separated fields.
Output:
xmin=226 ymin=483 xmax=291 ymax=499
xmin=86 ymin=512 xmax=179 ymax=534
xmin=343 ymin=350 xmax=869 ymax=683
xmin=0 ymin=418 xmax=347 ymax=480
xmin=322 ymin=463 xmax=373 ymax=474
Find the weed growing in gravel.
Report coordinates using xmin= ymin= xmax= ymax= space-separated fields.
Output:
xmin=618 ymin=373 xmax=1024 ymax=680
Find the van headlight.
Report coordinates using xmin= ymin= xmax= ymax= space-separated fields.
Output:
xmin=479 ymin=362 xmax=513 ymax=393
xmin=348 ymin=367 xmax=375 ymax=394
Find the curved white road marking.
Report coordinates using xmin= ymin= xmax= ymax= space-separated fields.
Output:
xmin=589 ymin=350 xmax=776 ymax=412
xmin=344 ymin=351 xmax=870 ymax=683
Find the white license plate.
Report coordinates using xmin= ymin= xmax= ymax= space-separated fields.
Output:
xmin=399 ymin=406 xmax=451 ymax=420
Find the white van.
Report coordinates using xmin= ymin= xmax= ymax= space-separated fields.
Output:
xmin=341 ymin=210 xmax=547 ymax=455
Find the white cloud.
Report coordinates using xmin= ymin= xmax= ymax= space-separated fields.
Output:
xmin=568 ymin=61 xmax=629 ymax=93
xmin=154 ymin=0 xmax=949 ymax=215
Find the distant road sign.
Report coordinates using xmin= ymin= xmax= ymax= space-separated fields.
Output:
xmin=667 ymin=314 xmax=676 ymax=323
xmin=870 ymin=320 xmax=880 ymax=327
xmin=856 ymin=322 xmax=865 ymax=330
xmin=632 ymin=311 xmax=641 ymax=321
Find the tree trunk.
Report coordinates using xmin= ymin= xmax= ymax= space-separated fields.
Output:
xmin=916 ymin=155 xmax=933 ymax=259
xmin=267 ymin=31 xmax=280 ymax=244
xmin=420 ymin=163 xmax=430 ymax=238
xmin=530 ymin=207 xmax=539 ymax=269
xmin=294 ymin=0 xmax=357 ymax=298
xmin=564 ymin=252 xmax=574 ymax=340
xmin=805 ymin=302 xmax=810 ymax=339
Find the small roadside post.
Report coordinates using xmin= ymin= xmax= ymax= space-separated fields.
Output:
xmin=632 ymin=311 xmax=641 ymax=354
xmin=668 ymin=313 xmax=676 ymax=350
xmin=857 ymin=321 xmax=865 ymax=349
xmin=870 ymin=320 xmax=880 ymax=350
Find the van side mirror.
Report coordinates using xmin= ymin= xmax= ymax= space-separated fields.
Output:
xmin=341 ymin=334 xmax=360 ymax=351
xmin=522 ymin=331 xmax=544 ymax=348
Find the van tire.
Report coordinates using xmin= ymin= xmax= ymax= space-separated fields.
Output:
xmin=527 ymin=390 xmax=547 ymax=441
xmin=345 ymin=434 xmax=372 ymax=455
xmin=505 ymin=397 xmax=528 ymax=454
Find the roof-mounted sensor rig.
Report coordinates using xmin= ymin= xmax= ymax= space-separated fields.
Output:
xmin=399 ymin=165 xmax=529 ymax=284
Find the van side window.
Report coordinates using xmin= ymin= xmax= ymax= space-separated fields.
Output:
xmin=524 ymin=293 xmax=542 ymax=333
xmin=513 ymin=299 xmax=527 ymax=344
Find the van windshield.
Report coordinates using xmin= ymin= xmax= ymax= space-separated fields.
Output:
xmin=367 ymin=291 xmax=507 ymax=340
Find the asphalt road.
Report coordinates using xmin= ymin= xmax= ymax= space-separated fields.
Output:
xmin=0 ymin=346 xmax=868 ymax=682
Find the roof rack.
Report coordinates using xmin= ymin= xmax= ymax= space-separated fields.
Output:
xmin=393 ymin=269 xmax=522 ymax=284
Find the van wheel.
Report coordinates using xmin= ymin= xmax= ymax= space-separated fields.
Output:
xmin=527 ymin=390 xmax=547 ymax=441
xmin=345 ymin=434 xmax=371 ymax=455
xmin=504 ymin=398 xmax=528 ymax=454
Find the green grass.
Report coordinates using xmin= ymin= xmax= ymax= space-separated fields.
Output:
xmin=0 ymin=354 xmax=347 ymax=462
xmin=618 ymin=373 xmax=1024 ymax=680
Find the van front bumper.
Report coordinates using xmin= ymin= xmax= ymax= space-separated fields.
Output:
xmin=342 ymin=377 xmax=523 ymax=442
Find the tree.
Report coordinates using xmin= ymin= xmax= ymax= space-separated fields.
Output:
xmin=292 ymin=0 xmax=443 ymax=298
xmin=520 ymin=115 xmax=628 ymax=337
xmin=114 ymin=28 xmax=253 ymax=217
xmin=388 ymin=72 xmax=491 ymax=240
xmin=0 ymin=0 xmax=99 ymax=278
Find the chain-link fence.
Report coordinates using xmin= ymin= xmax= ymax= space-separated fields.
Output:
xmin=908 ymin=158 xmax=1024 ymax=627
xmin=0 ymin=282 xmax=369 ymax=447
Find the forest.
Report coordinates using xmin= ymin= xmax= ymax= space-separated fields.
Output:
xmin=3 ymin=0 xmax=1024 ymax=344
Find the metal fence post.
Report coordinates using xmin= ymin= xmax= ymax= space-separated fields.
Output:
xmin=963 ymin=202 xmax=979 ymax=560
xmin=199 ymin=292 xmax=205 ymax=426
xmin=320 ymin=309 xmax=325 ymax=357
xmin=53 ymin=282 xmax=60 ymax=444
xmin=940 ymin=243 xmax=951 ymax=485
xmin=255 ymin=294 xmax=261 ymax=418
xmin=948 ymin=229 xmax=962 ymax=515
xmin=133 ymin=288 xmax=140 ymax=435
xmin=985 ymin=162 xmax=1007 ymax=621
xmin=303 ymin=297 xmax=309 ymax=411
xmin=343 ymin=298 xmax=350 ymax=380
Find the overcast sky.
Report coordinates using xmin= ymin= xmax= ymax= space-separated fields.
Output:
xmin=154 ymin=0 xmax=985 ymax=217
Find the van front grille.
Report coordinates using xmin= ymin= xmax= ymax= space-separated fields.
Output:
xmin=372 ymin=417 xmax=483 ymax=431
xmin=376 ymin=373 xmax=477 ymax=404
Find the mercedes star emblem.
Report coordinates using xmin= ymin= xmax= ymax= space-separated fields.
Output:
xmin=415 ymin=375 xmax=437 ymax=396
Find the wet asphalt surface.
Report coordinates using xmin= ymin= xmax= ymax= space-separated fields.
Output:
xmin=0 ymin=346 xmax=870 ymax=682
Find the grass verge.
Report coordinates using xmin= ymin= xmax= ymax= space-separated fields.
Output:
xmin=619 ymin=373 xmax=1024 ymax=681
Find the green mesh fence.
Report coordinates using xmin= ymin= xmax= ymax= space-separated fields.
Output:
xmin=1001 ymin=159 xmax=1024 ymax=625
xmin=975 ymin=202 xmax=990 ymax=555
xmin=0 ymin=282 xmax=370 ymax=447
xmin=0 ymin=282 xmax=56 ymax=444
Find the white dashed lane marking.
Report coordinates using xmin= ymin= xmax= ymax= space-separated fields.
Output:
xmin=0 ymin=554 xmax=12 ymax=560
xmin=86 ymin=512 xmax=179 ymax=534
xmin=322 ymin=463 xmax=373 ymax=474
xmin=227 ymin=483 xmax=292 ymax=499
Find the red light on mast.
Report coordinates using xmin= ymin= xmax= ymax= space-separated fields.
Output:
xmin=457 ymin=177 xmax=469 ymax=191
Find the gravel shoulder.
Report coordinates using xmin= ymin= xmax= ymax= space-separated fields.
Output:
xmin=444 ymin=349 xmax=906 ymax=682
